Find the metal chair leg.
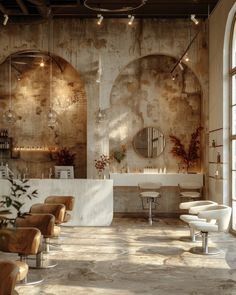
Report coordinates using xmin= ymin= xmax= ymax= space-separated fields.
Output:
xmin=190 ymin=231 xmax=221 ymax=255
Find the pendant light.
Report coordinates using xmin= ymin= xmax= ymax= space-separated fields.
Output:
xmin=47 ymin=54 xmax=57 ymax=127
xmin=47 ymin=20 xmax=57 ymax=128
xmin=96 ymin=54 xmax=107 ymax=123
xmin=3 ymin=55 xmax=16 ymax=125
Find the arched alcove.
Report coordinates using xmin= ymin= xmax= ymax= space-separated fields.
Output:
xmin=109 ymin=54 xmax=202 ymax=172
xmin=0 ymin=51 xmax=87 ymax=178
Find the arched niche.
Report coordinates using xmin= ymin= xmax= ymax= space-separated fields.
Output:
xmin=109 ymin=54 xmax=202 ymax=172
xmin=0 ymin=50 xmax=87 ymax=178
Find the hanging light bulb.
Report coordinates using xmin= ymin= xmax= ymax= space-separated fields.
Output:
xmin=3 ymin=55 xmax=16 ymax=125
xmin=184 ymin=54 xmax=190 ymax=62
xmin=3 ymin=109 xmax=16 ymax=124
xmin=96 ymin=108 xmax=107 ymax=123
xmin=40 ymin=59 xmax=45 ymax=67
xmin=128 ymin=15 xmax=135 ymax=26
xmin=47 ymin=108 xmax=57 ymax=127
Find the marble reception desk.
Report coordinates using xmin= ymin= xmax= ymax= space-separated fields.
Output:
xmin=109 ymin=173 xmax=204 ymax=215
xmin=0 ymin=179 xmax=113 ymax=226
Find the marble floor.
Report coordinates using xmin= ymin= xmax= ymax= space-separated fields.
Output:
xmin=2 ymin=217 xmax=236 ymax=295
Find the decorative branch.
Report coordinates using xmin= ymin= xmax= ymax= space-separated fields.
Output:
xmin=169 ymin=127 xmax=203 ymax=170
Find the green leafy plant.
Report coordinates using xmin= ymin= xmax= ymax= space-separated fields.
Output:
xmin=169 ymin=127 xmax=203 ymax=171
xmin=55 ymin=148 xmax=76 ymax=166
xmin=0 ymin=177 xmax=38 ymax=226
xmin=112 ymin=145 xmax=127 ymax=163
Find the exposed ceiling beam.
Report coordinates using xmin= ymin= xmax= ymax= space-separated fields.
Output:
xmin=16 ymin=0 xmax=29 ymax=14
xmin=26 ymin=0 xmax=49 ymax=17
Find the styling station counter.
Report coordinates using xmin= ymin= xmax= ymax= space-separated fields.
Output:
xmin=109 ymin=173 xmax=204 ymax=216
xmin=0 ymin=179 xmax=113 ymax=226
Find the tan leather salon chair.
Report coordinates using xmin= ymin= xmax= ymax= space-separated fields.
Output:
xmin=0 ymin=227 xmax=43 ymax=285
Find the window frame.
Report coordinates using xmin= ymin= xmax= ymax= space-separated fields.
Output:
xmin=230 ymin=13 xmax=236 ymax=233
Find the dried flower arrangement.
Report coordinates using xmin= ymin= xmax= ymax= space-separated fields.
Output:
xmin=55 ymin=148 xmax=76 ymax=166
xmin=94 ymin=154 xmax=110 ymax=175
xmin=169 ymin=127 xmax=203 ymax=171
xmin=112 ymin=145 xmax=127 ymax=163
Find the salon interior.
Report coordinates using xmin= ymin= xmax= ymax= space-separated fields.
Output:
xmin=0 ymin=0 xmax=236 ymax=294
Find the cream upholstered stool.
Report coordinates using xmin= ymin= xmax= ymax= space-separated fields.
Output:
xmin=179 ymin=200 xmax=218 ymax=242
xmin=0 ymin=260 xmax=22 ymax=295
xmin=178 ymin=182 xmax=202 ymax=200
xmin=189 ymin=205 xmax=232 ymax=255
xmin=15 ymin=213 xmax=57 ymax=269
xmin=138 ymin=182 xmax=162 ymax=225
xmin=44 ymin=196 xmax=75 ymax=223
xmin=0 ymin=227 xmax=43 ymax=285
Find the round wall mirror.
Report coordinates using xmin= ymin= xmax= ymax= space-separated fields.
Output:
xmin=133 ymin=127 xmax=165 ymax=158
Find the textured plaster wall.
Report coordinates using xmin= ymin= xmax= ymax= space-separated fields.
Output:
xmin=0 ymin=18 xmax=208 ymax=179
xmin=0 ymin=55 xmax=87 ymax=178
xmin=109 ymin=55 xmax=202 ymax=173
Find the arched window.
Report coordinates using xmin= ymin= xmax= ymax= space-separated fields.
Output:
xmin=230 ymin=14 xmax=236 ymax=231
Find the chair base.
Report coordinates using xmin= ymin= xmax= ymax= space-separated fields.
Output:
xmin=179 ymin=235 xmax=201 ymax=243
xmin=28 ymin=258 xmax=58 ymax=269
xmin=17 ymin=273 xmax=44 ymax=285
xmin=190 ymin=246 xmax=221 ymax=255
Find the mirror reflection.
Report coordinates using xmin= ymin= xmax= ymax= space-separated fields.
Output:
xmin=133 ymin=127 xmax=165 ymax=158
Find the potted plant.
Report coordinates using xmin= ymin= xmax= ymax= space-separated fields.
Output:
xmin=94 ymin=154 xmax=110 ymax=179
xmin=169 ymin=127 xmax=203 ymax=173
xmin=0 ymin=177 xmax=38 ymax=228
xmin=54 ymin=148 xmax=76 ymax=178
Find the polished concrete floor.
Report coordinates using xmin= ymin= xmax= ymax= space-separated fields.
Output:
xmin=2 ymin=217 xmax=236 ymax=295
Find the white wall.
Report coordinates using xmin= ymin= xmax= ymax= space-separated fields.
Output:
xmin=209 ymin=0 xmax=236 ymax=204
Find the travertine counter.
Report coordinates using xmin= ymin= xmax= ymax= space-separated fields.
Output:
xmin=0 ymin=179 xmax=113 ymax=226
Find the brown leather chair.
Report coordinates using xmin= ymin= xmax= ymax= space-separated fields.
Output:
xmin=29 ymin=203 xmax=66 ymax=252
xmin=0 ymin=260 xmax=21 ymax=295
xmin=0 ymin=227 xmax=43 ymax=285
xmin=15 ymin=214 xmax=57 ymax=268
xmin=45 ymin=196 xmax=75 ymax=223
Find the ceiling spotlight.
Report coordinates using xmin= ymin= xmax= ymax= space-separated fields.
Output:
xmin=128 ymin=15 xmax=135 ymax=26
xmin=97 ymin=14 xmax=103 ymax=26
xmin=190 ymin=14 xmax=199 ymax=25
xmin=3 ymin=14 xmax=9 ymax=26
xmin=178 ymin=62 xmax=184 ymax=71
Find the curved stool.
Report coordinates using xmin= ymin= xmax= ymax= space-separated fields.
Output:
xmin=179 ymin=200 xmax=218 ymax=242
xmin=45 ymin=196 xmax=75 ymax=223
xmin=189 ymin=205 xmax=232 ymax=255
xmin=15 ymin=213 xmax=57 ymax=269
xmin=178 ymin=182 xmax=202 ymax=201
xmin=0 ymin=260 xmax=21 ymax=295
xmin=138 ymin=182 xmax=162 ymax=225
xmin=0 ymin=227 xmax=43 ymax=285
